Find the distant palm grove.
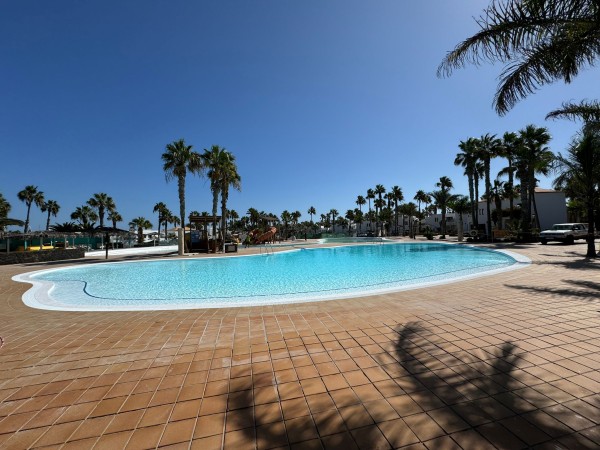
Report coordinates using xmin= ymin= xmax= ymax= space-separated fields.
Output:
xmin=2 ymin=1 xmax=600 ymax=258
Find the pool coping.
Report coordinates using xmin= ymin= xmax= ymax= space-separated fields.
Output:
xmin=13 ymin=242 xmax=531 ymax=312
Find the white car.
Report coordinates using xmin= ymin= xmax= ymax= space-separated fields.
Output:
xmin=539 ymin=223 xmax=588 ymax=245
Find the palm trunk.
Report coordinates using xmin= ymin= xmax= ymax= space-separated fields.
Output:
xmin=457 ymin=212 xmax=464 ymax=242
xmin=441 ymin=208 xmax=446 ymax=237
xmin=473 ymin=174 xmax=480 ymax=227
xmin=221 ymin=188 xmax=229 ymax=252
xmin=508 ymin=160 xmax=514 ymax=217
xmin=211 ymin=184 xmax=219 ymax=251
xmin=586 ymin=189 xmax=597 ymax=257
xmin=46 ymin=211 xmax=51 ymax=231
xmin=178 ymin=175 xmax=188 ymax=252
xmin=530 ymin=178 xmax=541 ymax=230
xmin=24 ymin=203 xmax=32 ymax=233
xmin=157 ymin=215 xmax=161 ymax=240
xmin=520 ymin=181 xmax=530 ymax=233
xmin=485 ymin=160 xmax=492 ymax=238
xmin=467 ymin=173 xmax=475 ymax=230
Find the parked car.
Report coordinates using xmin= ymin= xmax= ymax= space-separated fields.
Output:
xmin=539 ymin=223 xmax=588 ymax=245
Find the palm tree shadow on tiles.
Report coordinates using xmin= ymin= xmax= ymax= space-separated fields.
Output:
xmin=226 ymin=322 xmax=596 ymax=449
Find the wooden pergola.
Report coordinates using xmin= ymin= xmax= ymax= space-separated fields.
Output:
xmin=188 ymin=215 xmax=221 ymax=252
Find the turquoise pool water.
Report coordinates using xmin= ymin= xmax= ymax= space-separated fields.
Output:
xmin=16 ymin=243 xmax=527 ymax=311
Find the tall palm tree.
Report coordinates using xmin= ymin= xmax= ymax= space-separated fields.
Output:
xmin=353 ymin=209 xmax=364 ymax=235
xmin=414 ymin=190 xmax=430 ymax=233
xmin=41 ymin=200 xmax=60 ymax=231
xmin=489 ymin=179 xmax=505 ymax=229
xmin=449 ymin=195 xmax=472 ymax=242
xmin=390 ymin=186 xmax=403 ymax=235
xmin=281 ymin=210 xmax=292 ymax=238
xmin=202 ymin=145 xmax=238 ymax=245
xmin=438 ymin=0 xmax=600 ymax=115
xmin=374 ymin=185 xmax=386 ymax=235
xmin=455 ymin=137 xmax=479 ymax=228
xmin=87 ymin=193 xmax=115 ymax=228
xmin=474 ymin=134 xmax=503 ymax=237
xmin=498 ymin=132 xmax=520 ymax=221
xmin=162 ymin=139 xmax=203 ymax=251
xmin=366 ymin=189 xmax=375 ymax=230
xmin=329 ymin=209 xmax=338 ymax=234
xmin=515 ymin=125 xmax=554 ymax=233
xmin=307 ymin=206 xmax=316 ymax=225
xmin=129 ymin=217 xmax=152 ymax=245
xmin=153 ymin=202 xmax=168 ymax=239
xmin=71 ymin=205 xmax=98 ymax=228
xmin=216 ymin=150 xmax=241 ymax=248
xmin=553 ymin=127 xmax=600 ymax=257
xmin=356 ymin=196 xmax=366 ymax=214
xmin=18 ymin=186 xmax=45 ymax=233
xmin=432 ymin=176 xmax=456 ymax=238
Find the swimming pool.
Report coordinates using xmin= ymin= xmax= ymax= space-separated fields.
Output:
xmin=15 ymin=243 xmax=529 ymax=311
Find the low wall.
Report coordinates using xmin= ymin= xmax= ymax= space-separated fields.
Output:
xmin=0 ymin=248 xmax=85 ymax=265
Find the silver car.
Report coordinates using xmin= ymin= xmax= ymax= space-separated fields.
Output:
xmin=539 ymin=223 xmax=588 ymax=245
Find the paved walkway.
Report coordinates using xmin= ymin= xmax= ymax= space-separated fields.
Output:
xmin=0 ymin=241 xmax=599 ymax=449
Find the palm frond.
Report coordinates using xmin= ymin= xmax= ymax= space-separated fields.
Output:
xmin=546 ymin=100 xmax=600 ymax=122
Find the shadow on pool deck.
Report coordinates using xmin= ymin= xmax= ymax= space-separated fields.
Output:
xmin=225 ymin=322 xmax=595 ymax=449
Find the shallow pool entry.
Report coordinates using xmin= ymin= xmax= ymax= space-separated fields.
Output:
xmin=14 ymin=243 xmax=529 ymax=310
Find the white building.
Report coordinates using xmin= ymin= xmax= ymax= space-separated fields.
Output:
xmin=422 ymin=188 xmax=567 ymax=234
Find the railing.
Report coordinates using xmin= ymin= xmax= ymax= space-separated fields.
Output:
xmin=259 ymin=243 xmax=274 ymax=255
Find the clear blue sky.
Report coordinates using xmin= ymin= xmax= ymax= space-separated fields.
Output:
xmin=1 ymin=1 xmax=595 ymax=230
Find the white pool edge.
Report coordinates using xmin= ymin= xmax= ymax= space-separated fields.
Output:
xmin=13 ymin=243 xmax=531 ymax=312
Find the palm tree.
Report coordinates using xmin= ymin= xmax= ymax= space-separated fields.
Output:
xmin=366 ymin=189 xmax=375 ymax=230
xmin=455 ymin=138 xmax=479 ymax=228
xmin=499 ymin=131 xmax=520 ymax=220
xmin=553 ymin=127 xmax=600 ymax=257
xmin=356 ymin=195 xmax=366 ymax=213
xmin=374 ymin=185 xmax=386 ymax=236
xmin=307 ymin=206 xmax=316 ymax=225
xmin=281 ymin=210 xmax=292 ymax=238
xmin=202 ymin=145 xmax=239 ymax=246
xmin=438 ymin=0 xmax=600 ymax=115
xmin=474 ymin=134 xmax=503 ymax=238
xmin=247 ymin=208 xmax=260 ymax=228
xmin=390 ymin=186 xmax=403 ymax=235
xmin=216 ymin=150 xmax=241 ymax=248
xmin=108 ymin=210 xmax=123 ymax=229
xmin=87 ymin=193 xmax=115 ymax=228
xmin=40 ymin=200 xmax=60 ymax=231
xmin=449 ymin=195 xmax=472 ymax=242
xmin=345 ymin=209 xmax=355 ymax=236
xmin=71 ymin=205 xmax=98 ymax=228
xmin=153 ymin=202 xmax=168 ymax=239
xmin=432 ymin=177 xmax=456 ymax=238
xmin=49 ymin=222 xmax=79 ymax=233
xmin=414 ymin=190 xmax=431 ymax=234
xmin=129 ymin=217 xmax=152 ymax=244
xmin=162 ymin=139 xmax=203 ymax=251
xmin=353 ymin=209 xmax=364 ymax=235
xmin=373 ymin=199 xmax=385 ymax=235
xmin=329 ymin=209 xmax=338 ymax=234
xmin=18 ymin=185 xmax=45 ymax=233
xmin=489 ymin=179 xmax=505 ymax=229
xmin=515 ymin=125 xmax=554 ymax=233
xmin=0 ymin=193 xmax=11 ymax=218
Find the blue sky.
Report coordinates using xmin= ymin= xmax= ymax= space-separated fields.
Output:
xmin=1 ymin=1 xmax=595 ymax=230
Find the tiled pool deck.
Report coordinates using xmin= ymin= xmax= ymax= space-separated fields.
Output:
xmin=0 ymin=240 xmax=599 ymax=449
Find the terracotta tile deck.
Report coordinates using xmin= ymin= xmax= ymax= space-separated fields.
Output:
xmin=1 ymin=240 xmax=599 ymax=449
